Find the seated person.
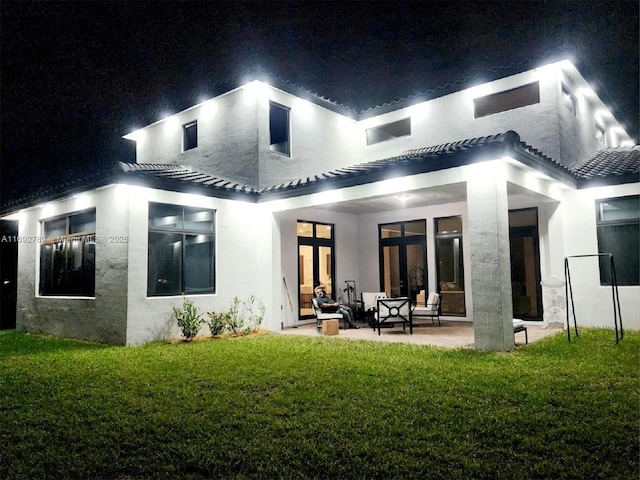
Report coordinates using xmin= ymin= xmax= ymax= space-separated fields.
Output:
xmin=314 ymin=285 xmax=360 ymax=329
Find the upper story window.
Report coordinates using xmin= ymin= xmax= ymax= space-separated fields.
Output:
xmin=148 ymin=203 xmax=216 ymax=296
xmin=270 ymin=102 xmax=290 ymax=156
xmin=183 ymin=121 xmax=198 ymax=151
xmin=474 ymin=82 xmax=540 ymax=119
xmin=596 ymin=123 xmax=607 ymax=146
xmin=596 ymin=196 xmax=639 ymax=286
xmin=561 ymin=83 xmax=577 ymax=115
xmin=366 ymin=118 xmax=411 ymax=145
xmin=39 ymin=209 xmax=96 ymax=297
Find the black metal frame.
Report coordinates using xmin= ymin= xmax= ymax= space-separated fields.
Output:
xmin=375 ymin=297 xmax=413 ymax=336
xmin=564 ymin=254 xmax=624 ymax=344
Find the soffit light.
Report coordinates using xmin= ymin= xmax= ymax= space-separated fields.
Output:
xmin=397 ymin=194 xmax=411 ymax=203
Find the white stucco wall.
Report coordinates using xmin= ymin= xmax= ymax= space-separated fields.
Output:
xmin=15 ymin=187 xmax=129 ymax=344
xmin=129 ymin=61 xmax=632 ymax=195
xmin=556 ymin=184 xmax=640 ymax=330
xmin=275 ymin=207 xmax=359 ymax=327
xmin=256 ymin=88 xmax=357 ymax=189
xmin=134 ymin=89 xmax=261 ymax=187
xmin=122 ymin=185 xmax=277 ymax=345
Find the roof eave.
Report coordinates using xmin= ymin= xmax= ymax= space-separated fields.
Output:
xmin=576 ymin=173 xmax=640 ymax=189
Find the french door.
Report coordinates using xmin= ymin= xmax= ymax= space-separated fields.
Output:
xmin=297 ymin=221 xmax=335 ymax=319
xmin=509 ymin=208 xmax=542 ymax=320
xmin=379 ymin=220 xmax=426 ymax=300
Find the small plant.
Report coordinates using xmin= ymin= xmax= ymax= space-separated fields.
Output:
xmin=205 ymin=310 xmax=229 ymax=337
xmin=243 ymin=294 xmax=265 ymax=333
xmin=172 ymin=296 xmax=203 ymax=341
xmin=205 ymin=295 xmax=266 ymax=337
xmin=225 ymin=296 xmax=243 ymax=334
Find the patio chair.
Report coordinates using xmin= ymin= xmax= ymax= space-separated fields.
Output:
xmin=374 ymin=297 xmax=413 ymax=335
xmin=361 ymin=292 xmax=386 ymax=328
xmin=513 ymin=319 xmax=528 ymax=344
xmin=413 ymin=292 xmax=441 ymax=326
xmin=312 ymin=298 xmax=347 ymax=330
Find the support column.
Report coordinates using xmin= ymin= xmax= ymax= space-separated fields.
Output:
xmin=467 ymin=163 xmax=514 ymax=351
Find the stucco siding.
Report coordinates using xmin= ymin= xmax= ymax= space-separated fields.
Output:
xmin=559 ymin=185 xmax=640 ymax=330
xmin=15 ymin=188 xmax=128 ymax=344
xmin=354 ymin=68 xmax=563 ymax=166
xmin=136 ymin=89 xmax=260 ymax=188
xmin=256 ymin=87 xmax=357 ymax=189
xmin=123 ymin=186 xmax=276 ymax=344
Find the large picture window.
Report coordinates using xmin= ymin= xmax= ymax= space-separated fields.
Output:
xmin=596 ymin=196 xmax=639 ymax=286
xmin=148 ymin=203 xmax=216 ymax=296
xmin=40 ymin=210 xmax=96 ymax=296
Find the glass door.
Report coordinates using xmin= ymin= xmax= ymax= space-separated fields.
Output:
xmin=435 ymin=216 xmax=466 ymax=315
xmin=379 ymin=220 xmax=426 ymax=300
xmin=297 ymin=221 xmax=335 ymax=319
xmin=509 ymin=208 xmax=542 ymax=320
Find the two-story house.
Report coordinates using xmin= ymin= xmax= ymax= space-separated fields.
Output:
xmin=1 ymin=55 xmax=638 ymax=350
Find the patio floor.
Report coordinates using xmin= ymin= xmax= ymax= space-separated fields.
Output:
xmin=278 ymin=319 xmax=563 ymax=348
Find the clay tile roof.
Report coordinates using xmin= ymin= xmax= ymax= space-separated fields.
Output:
xmin=570 ymin=146 xmax=640 ymax=185
xmin=118 ymin=163 xmax=257 ymax=195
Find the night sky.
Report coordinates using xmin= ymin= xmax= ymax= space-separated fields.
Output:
xmin=1 ymin=1 xmax=638 ymax=205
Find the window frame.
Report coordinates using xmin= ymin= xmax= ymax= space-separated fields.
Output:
xmin=473 ymin=82 xmax=540 ymax=119
xmin=39 ymin=209 xmax=96 ymax=297
xmin=147 ymin=202 xmax=216 ymax=297
xmin=269 ymin=101 xmax=290 ymax=156
xmin=366 ymin=117 xmax=412 ymax=146
xmin=182 ymin=121 xmax=198 ymax=151
xmin=434 ymin=216 xmax=466 ymax=316
xmin=595 ymin=195 xmax=639 ymax=286
xmin=561 ymin=83 xmax=577 ymax=116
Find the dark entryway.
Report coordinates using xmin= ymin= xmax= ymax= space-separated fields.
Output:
xmin=1 ymin=220 xmax=18 ymax=329
xmin=509 ymin=208 xmax=543 ymax=321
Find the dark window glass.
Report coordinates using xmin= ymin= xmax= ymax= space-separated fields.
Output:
xmin=561 ymin=84 xmax=577 ymax=115
xmin=596 ymin=196 xmax=639 ymax=286
xmin=44 ymin=217 xmax=66 ymax=238
xmin=183 ymin=121 xmax=198 ymax=151
xmin=147 ymin=203 xmax=216 ymax=296
xmin=435 ymin=216 xmax=465 ymax=315
xmin=269 ymin=102 xmax=290 ymax=155
xmin=39 ymin=210 xmax=96 ymax=296
xmin=474 ymin=82 xmax=540 ymax=118
xmin=366 ymin=118 xmax=411 ymax=145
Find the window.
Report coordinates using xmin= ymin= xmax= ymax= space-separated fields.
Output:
xmin=474 ymin=82 xmax=540 ymax=119
xmin=148 ymin=203 xmax=215 ymax=296
xmin=270 ymin=102 xmax=290 ymax=156
xmin=40 ymin=210 xmax=96 ymax=296
xmin=366 ymin=118 xmax=411 ymax=145
xmin=379 ymin=220 xmax=426 ymax=301
xmin=183 ymin=121 xmax=198 ymax=151
xmin=596 ymin=196 xmax=639 ymax=286
xmin=596 ymin=124 xmax=607 ymax=145
xmin=297 ymin=221 xmax=334 ymax=319
xmin=561 ymin=83 xmax=577 ymax=115
xmin=435 ymin=217 xmax=465 ymax=315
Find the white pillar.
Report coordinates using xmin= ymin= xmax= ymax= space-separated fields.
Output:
xmin=467 ymin=163 xmax=514 ymax=351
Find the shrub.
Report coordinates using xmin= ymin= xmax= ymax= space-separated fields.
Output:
xmin=205 ymin=295 xmax=266 ymax=337
xmin=225 ymin=296 xmax=243 ymax=334
xmin=205 ymin=310 xmax=229 ymax=337
xmin=243 ymin=294 xmax=266 ymax=333
xmin=172 ymin=296 xmax=203 ymax=341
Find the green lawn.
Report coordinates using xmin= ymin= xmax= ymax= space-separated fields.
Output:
xmin=0 ymin=329 xmax=638 ymax=480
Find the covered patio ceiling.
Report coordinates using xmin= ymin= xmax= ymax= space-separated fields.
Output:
xmin=312 ymin=181 xmax=558 ymax=215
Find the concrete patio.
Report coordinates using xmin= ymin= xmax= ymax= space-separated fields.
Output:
xmin=278 ymin=319 xmax=563 ymax=348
